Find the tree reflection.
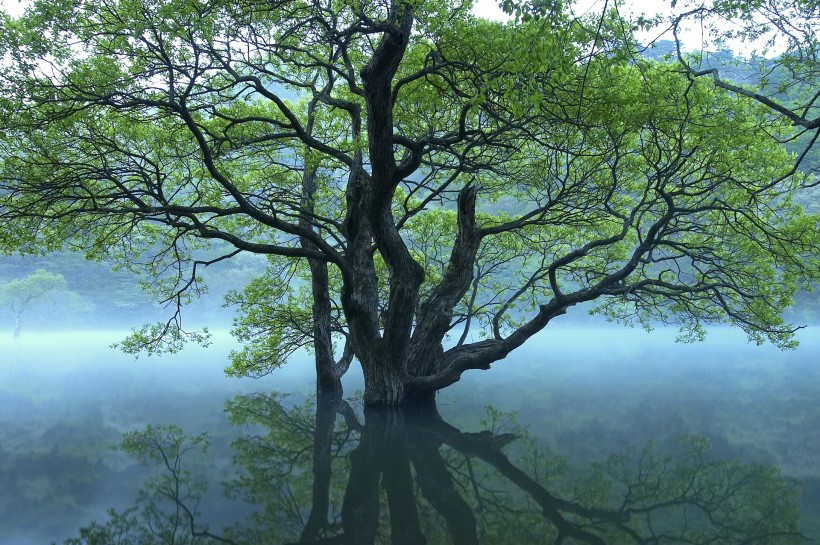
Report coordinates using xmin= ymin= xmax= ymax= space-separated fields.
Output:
xmin=66 ymin=392 xmax=807 ymax=545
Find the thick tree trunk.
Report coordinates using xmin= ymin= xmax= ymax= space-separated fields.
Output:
xmin=361 ymin=359 xmax=407 ymax=406
xmin=316 ymin=368 xmax=343 ymax=400
xmin=341 ymin=3 xmax=423 ymax=408
xmin=359 ymin=351 xmax=442 ymax=405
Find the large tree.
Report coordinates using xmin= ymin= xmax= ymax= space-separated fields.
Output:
xmin=0 ymin=0 xmax=818 ymax=404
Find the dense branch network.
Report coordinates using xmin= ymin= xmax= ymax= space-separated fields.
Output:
xmin=1 ymin=0 xmax=818 ymax=403
xmin=667 ymin=0 xmax=820 ymax=179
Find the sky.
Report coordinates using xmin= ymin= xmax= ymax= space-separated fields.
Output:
xmin=472 ymin=0 xmax=767 ymax=54
xmin=0 ymin=0 xmax=777 ymax=57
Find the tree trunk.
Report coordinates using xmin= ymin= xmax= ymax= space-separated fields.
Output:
xmin=343 ymin=3 xmax=422 ymax=408
xmin=361 ymin=358 xmax=407 ymax=406
xmin=359 ymin=355 xmax=441 ymax=406
xmin=308 ymin=254 xmax=344 ymax=400
xmin=300 ymin=100 xmax=346 ymax=400
xmin=316 ymin=368 xmax=343 ymax=401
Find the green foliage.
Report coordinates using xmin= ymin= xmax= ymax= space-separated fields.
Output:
xmin=0 ymin=0 xmax=818 ymax=392
xmin=660 ymin=0 xmax=820 ymax=324
xmin=223 ymin=259 xmax=313 ymax=377
xmin=115 ymin=322 xmax=211 ymax=358
xmin=0 ymin=268 xmax=68 ymax=310
xmin=0 ymin=268 xmax=94 ymax=334
xmin=0 ymin=253 xmax=161 ymax=325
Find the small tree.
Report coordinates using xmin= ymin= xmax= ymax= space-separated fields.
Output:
xmin=1 ymin=0 xmax=818 ymax=403
xmin=0 ymin=269 xmax=68 ymax=337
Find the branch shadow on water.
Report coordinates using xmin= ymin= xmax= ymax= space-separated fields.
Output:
xmin=62 ymin=391 xmax=808 ymax=545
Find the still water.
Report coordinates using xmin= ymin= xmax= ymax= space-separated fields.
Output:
xmin=1 ymin=327 xmax=818 ymax=544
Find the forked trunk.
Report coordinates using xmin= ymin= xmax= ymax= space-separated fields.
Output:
xmin=360 ymin=357 xmax=438 ymax=406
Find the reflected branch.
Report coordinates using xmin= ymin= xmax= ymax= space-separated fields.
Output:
xmin=409 ymin=424 xmax=479 ymax=545
xmin=64 ymin=393 xmax=807 ymax=545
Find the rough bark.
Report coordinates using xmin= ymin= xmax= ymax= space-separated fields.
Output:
xmin=300 ymin=165 xmax=343 ymax=398
xmin=339 ymin=155 xmax=384 ymax=384
xmin=409 ymin=185 xmax=481 ymax=378
xmin=341 ymin=3 xmax=425 ymax=405
xmin=299 ymin=97 xmax=344 ymax=398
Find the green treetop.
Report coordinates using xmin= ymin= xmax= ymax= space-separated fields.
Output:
xmin=666 ymin=0 xmax=820 ymax=177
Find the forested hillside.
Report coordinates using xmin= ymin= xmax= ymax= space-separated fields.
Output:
xmin=0 ymin=249 xmax=265 ymax=333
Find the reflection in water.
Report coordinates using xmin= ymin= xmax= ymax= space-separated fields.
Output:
xmin=66 ymin=392 xmax=806 ymax=545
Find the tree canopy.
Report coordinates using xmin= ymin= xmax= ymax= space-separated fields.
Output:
xmin=0 ymin=268 xmax=69 ymax=337
xmin=1 ymin=0 xmax=818 ymax=403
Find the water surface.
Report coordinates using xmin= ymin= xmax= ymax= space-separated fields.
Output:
xmin=1 ymin=327 xmax=817 ymax=543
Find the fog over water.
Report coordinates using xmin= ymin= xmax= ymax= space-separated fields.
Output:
xmin=1 ymin=326 xmax=818 ymax=544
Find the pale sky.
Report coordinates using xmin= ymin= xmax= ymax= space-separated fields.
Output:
xmin=1 ymin=0 xmax=775 ymax=55
xmin=472 ymin=0 xmax=781 ymax=55
xmin=472 ymin=0 xmax=700 ymax=48
xmin=0 ymin=0 xmax=23 ymax=17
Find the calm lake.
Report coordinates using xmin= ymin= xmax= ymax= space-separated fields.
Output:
xmin=1 ymin=327 xmax=818 ymax=544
